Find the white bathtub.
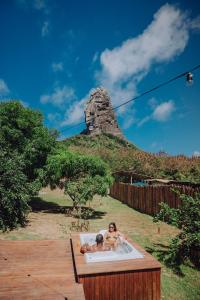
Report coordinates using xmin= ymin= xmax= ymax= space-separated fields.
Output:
xmin=80 ymin=233 xmax=144 ymax=263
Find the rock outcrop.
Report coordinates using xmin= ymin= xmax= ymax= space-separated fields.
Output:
xmin=82 ymin=87 xmax=124 ymax=139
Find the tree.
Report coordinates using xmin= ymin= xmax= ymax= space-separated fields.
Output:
xmin=45 ymin=149 xmax=113 ymax=215
xmin=153 ymin=190 xmax=200 ymax=270
xmin=0 ymin=101 xmax=57 ymax=183
xmin=0 ymin=101 xmax=57 ymax=230
xmin=0 ymin=149 xmax=30 ymax=230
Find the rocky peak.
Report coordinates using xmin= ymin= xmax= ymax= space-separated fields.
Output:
xmin=82 ymin=87 xmax=124 ymax=139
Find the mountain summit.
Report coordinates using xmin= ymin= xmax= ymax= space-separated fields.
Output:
xmin=81 ymin=87 xmax=124 ymax=139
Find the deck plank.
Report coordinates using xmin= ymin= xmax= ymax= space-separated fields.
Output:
xmin=0 ymin=240 xmax=85 ymax=300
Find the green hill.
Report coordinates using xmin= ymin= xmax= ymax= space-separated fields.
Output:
xmin=61 ymin=133 xmax=200 ymax=183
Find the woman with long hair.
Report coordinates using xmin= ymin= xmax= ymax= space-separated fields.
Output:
xmin=104 ymin=222 xmax=125 ymax=247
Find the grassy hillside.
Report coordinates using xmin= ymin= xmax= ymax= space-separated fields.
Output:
xmin=61 ymin=133 xmax=200 ymax=183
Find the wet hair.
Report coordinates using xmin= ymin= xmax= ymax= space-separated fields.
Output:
xmin=96 ymin=234 xmax=104 ymax=245
xmin=109 ymin=222 xmax=117 ymax=231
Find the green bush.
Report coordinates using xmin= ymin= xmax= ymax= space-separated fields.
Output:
xmin=153 ymin=190 xmax=200 ymax=269
xmin=0 ymin=101 xmax=57 ymax=230
xmin=0 ymin=149 xmax=30 ymax=230
xmin=45 ymin=149 xmax=113 ymax=209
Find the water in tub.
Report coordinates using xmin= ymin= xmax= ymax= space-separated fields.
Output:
xmin=80 ymin=232 xmax=144 ymax=263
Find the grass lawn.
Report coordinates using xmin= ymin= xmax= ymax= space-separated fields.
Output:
xmin=0 ymin=187 xmax=199 ymax=300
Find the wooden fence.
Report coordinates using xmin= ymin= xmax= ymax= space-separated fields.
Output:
xmin=110 ymin=182 xmax=200 ymax=216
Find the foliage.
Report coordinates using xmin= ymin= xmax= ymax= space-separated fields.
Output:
xmin=0 ymin=101 xmax=57 ymax=230
xmin=64 ymin=175 xmax=110 ymax=208
xmin=0 ymin=101 xmax=57 ymax=183
xmin=153 ymin=202 xmax=180 ymax=227
xmin=62 ymin=134 xmax=200 ymax=183
xmin=0 ymin=149 xmax=31 ymax=230
xmin=153 ymin=191 xmax=200 ymax=270
xmin=45 ymin=149 xmax=113 ymax=211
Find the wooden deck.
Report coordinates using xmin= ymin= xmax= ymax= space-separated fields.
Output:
xmin=0 ymin=240 xmax=85 ymax=300
xmin=0 ymin=236 xmax=161 ymax=299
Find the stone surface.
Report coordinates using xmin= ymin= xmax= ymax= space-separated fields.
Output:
xmin=82 ymin=87 xmax=124 ymax=139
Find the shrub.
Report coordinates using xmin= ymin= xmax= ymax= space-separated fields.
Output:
xmin=0 ymin=101 xmax=57 ymax=230
xmin=153 ymin=190 xmax=200 ymax=269
xmin=45 ymin=149 xmax=113 ymax=210
xmin=0 ymin=149 xmax=31 ymax=230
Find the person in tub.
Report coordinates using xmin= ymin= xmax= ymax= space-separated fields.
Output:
xmin=80 ymin=234 xmax=111 ymax=254
xmin=104 ymin=222 xmax=126 ymax=247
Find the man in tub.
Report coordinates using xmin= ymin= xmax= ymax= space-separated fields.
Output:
xmin=80 ymin=233 xmax=111 ymax=254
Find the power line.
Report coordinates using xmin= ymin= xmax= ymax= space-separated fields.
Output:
xmin=59 ymin=63 xmax=200 ymax=135
xmin=114 ymin=64 xmax=200 ymax=110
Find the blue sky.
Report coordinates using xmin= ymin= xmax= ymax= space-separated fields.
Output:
xmin=0 ymin=0 xmax=200 ymax=156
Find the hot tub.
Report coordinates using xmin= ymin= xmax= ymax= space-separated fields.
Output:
xmin=80 ymin=233 xmax=144 ymax=263
xmin=72 ymin=234 xmax=161 ymax=300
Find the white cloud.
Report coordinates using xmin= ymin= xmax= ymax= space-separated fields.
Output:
xmin=52 ymin=62 xmax=64 ymax=72
xmin=193 ymin=151 xmax=200 ymax=157
xmin=137 ymin=116 xmax=151 ymax=127
xmin=92 ymin=52 xmax=99 ymax=64
xmin=94 ymin=4 xmax=199 ymax=125
xmin=152 ymin=100 xmax=175 ymax=121
xmin=41 ymin=21 xmax=49 ymax=37
xmin=40 ymin=85 xmax=75 ymax=107
xmin=109 ymin=81 xmax=137 ymax=109
xmin=0 ymin=79 xmax=10 ymax=96
xmin=100 ymin=4 xmax=191 ymax=84
xmin=60 ymin=4 xmax=200 ymax=129
xmin=138 ymin=100 xmax=175 ymax=127
xmin=61 ymin=98 xmax=86 ymax=126
xmin=122 ymin=111 xmax=137 ymax=129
